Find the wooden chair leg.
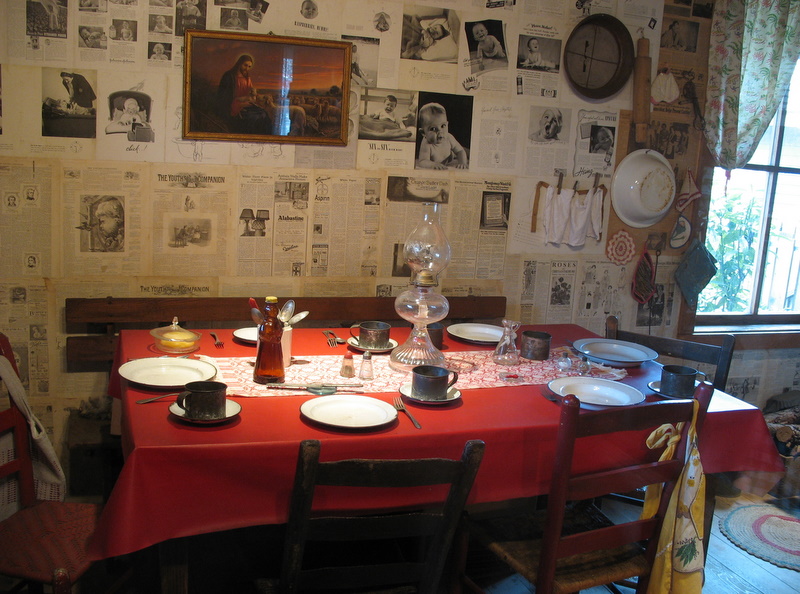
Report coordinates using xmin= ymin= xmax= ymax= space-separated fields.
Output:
xmin=450 ymin=522 xmax=486 ymax=594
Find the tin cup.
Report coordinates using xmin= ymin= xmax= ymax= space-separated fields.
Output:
xmin=427 ymin=322 xmax=445 ymax=350
xmin=660 ymin=365 xmax=706 ymax=398
xmin=176 ymin=381 xmax=227 ymax=420
xmin=411 ymin=365 xmax=458 ymax=401
xmin=350 ymin=321 xmax=391 ymax=350
xmin=520 ymin=331 xmax=551 ymax=361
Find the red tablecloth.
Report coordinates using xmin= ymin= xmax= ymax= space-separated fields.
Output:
xmin=88 ymin=324 xmax=783 ymax=560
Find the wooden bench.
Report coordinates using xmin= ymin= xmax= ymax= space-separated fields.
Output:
xmin=65 ymin=295 xmax=507 ymax=372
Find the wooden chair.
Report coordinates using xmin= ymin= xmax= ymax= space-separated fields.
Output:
xmin=459 ymin=382 xmax=714 ymax=594
xmin=606 ymin=315 xmax=735 ymax=391
xmin=0 ymin=333 xmax=102 ymax=594
xmin=275 ymin=438 xmax=484 ymax=593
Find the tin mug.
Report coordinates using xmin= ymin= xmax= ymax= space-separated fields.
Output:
xmin=176 ymin=381 xmax=227 ymax=420
xmin=520 ymin=331 xmax=551 ymax=361
xmin=411 ymin=365 xmax=458 ymax=401
xmin=660 ymin=365 xmax=706 ymax=398
xmin=350 ymin=321 xmax=391 ymax=350
xmin=427 ymin=322 xmax=445 ymax=350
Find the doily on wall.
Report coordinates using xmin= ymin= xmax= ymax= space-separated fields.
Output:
xmin=606 ymin=229 xmax=636 ymax=266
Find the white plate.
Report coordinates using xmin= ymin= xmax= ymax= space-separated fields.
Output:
xmin=572 ymin=338 xmax=658 ymax=367
xmin=547 ymin=377 xmax=645 ymax=407
xmin=119 ymin=358 xmax=217 ymax=388
xmin=346 ymin=337 xmax=399 ymax=353
xmin=233 ymin=327 xmax=258 ymax=344
xmin=399 ymin=383 xmax=461 ymax=405
xmin=169 ymin=399 xmax=242 ymax=424
xmin=648 ymin=380 xmax=700 ymax=399
xmin=300 ymin=395 xmax=398 ymax=429
xmin=611 ymin=149 xmax=675 ymax=228
xmin=446 ymin=323 xmax=503 ymax=345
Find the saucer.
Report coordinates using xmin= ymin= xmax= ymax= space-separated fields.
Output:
xmin=169 ymin=399 xmax=242 ymax=424
xmin=347 ymin=337 xmax=398 ymax=353
xmin=399 ymin=383 xmax=461 ymax=405
xmin=647 ymin=380 xmax=699 ymax=399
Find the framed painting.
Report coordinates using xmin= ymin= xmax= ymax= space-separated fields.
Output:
xmin=183 ymin=30 xmax=351 ymax=146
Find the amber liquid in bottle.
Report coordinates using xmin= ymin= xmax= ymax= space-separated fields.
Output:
xmin=253 ymin=296 xmax=285 ymax=384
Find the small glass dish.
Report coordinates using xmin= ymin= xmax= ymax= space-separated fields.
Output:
xmin=150 ymin=317 xmax=201 ymax=354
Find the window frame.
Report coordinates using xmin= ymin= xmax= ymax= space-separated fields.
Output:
xmin=693 ymin=79 xmax=800 ymax=331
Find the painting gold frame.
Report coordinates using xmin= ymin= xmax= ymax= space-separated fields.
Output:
xmin=183 ymin=30 xmax=351 ymax=146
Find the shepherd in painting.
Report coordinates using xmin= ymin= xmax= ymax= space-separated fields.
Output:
xmin=183 ymin=30 xmax=351 ymax=146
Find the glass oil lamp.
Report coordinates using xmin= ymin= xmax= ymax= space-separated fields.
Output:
xmin=389 ymin=202 xmax=451 ymax=373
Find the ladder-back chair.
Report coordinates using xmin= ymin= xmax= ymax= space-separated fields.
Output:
xmin=460 ymin=382 xmax=714 ymax=593
xmin=0 ymin=333 xmax=102 ymax=594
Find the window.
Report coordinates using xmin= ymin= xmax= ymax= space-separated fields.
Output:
xmin=697 ymin=64 xmax=800 ymax=328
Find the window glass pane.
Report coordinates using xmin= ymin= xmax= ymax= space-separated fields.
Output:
xmin=758 ymin=173 xmax=800 ymax=313
xmin=748 ymin=117 xmax=776 ymax=166
xmin=698 ymin=168 xmax=767 ymax=314
xmin=778 ymin=66 xmax=800 ymax=165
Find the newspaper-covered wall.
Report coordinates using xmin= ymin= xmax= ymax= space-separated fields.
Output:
xmin=11 ymin=0 xmax=784 ymax=454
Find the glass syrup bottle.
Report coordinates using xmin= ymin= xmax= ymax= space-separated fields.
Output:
xmin=493 ymin=319 xmax=521 ymax=365
xmin=253 ymin=296 xmax=285 ymax=384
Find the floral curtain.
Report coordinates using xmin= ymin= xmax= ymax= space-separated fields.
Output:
xmin=704 ymin=0 xmax=800 ymax=170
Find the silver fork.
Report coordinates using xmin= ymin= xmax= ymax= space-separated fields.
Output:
xmin=210 ymin=332 xmax=224 ymax=348
xmin=393 ymin=396 xmax=421 ymax=429
xmin=322 ymin=330 xmax=337 ymax=348
xmin=328 ymin=331 xmax=345 ymax=345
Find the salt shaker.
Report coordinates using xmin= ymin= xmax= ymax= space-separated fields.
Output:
xmin=339 ymin=352 xmax=355 ymax=378
xmin=358 ymin=351 xmax=374 ymax=380
xmin=557 ymin=352 xmax=572 ymax=372
xmin=578 ymin=356 xmax=591 ymax=376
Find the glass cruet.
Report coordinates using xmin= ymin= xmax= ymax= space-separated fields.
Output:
xmin=493 ymin=319 xmax=521 ymax=365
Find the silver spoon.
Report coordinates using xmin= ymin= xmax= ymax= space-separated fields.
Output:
xmin=136 ymin=392 xmax=180 ymax=404
xmin=251 ymin=307 xmax=264 ymax=325
xmin=286 ymin=311 xmax=309 ymax=326
xmin=278 ymin=299 xmax=295 ymax=322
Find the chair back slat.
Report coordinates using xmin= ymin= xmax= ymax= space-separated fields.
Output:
xmin=568 ymin=459 xmax=683 ymax=501
xmin=316 ymin=456 xmax=464 ymax=487
xmin=557 ymin=518 xmax=658 ymax=558
xmin=281 ymin=439 xmax=484 ymax=594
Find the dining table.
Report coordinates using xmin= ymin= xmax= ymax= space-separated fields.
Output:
xmin=87 ymin=323 xmax=785 ymax=585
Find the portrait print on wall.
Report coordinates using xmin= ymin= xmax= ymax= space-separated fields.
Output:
xmin=465 ymin=19 xmax=508 ymax=74
xmin=175 ymin=0 xmax=207 ymax=36
xmin=414 ymin=91 xmax=473 ymax=170
xmin=26 ymin=0 xmax=67 ymax=39
xmin=401 ymin=6 xmax=459 ymax=63
xmin=183 ymin=30 xmax=351 ymax=146
xmin=528 ymin=106 xmax=567 ymax=143
xmin=105 ymin=91 xmax=156 ymax=142
xmin=42 ymin=69 xmax=97 ymax=139
xmin=358 ymin=88 xmax=417 ymax=142
xmin=78 ymin=195 xmax=125 ymax=252
xmin=517 ymin=35 xmax=560 ymax=72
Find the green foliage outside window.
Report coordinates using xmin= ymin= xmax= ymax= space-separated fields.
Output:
xmin=698 ymin=191 xmax=763 ymax=314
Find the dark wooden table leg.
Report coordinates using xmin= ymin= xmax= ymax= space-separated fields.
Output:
xmin=159 ymin=538 xmax=188 ymax=594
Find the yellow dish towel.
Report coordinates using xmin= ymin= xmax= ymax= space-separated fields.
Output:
xmin=642 ymin=400 xmax=705 ymax=593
